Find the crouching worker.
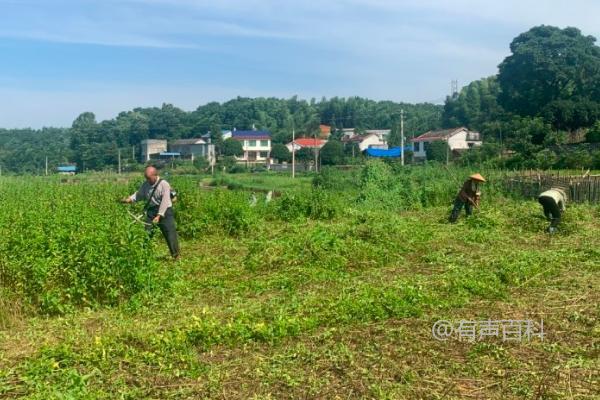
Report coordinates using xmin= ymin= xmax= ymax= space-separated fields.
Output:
xmin=538 ymin=187 xmax=567 ymax=234
xmin=449 ymin=173 xmax=486 ymax=223
xmin=122 ymin=166 xmax=180 ymax=259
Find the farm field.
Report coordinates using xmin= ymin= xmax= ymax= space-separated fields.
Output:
xmin=0 ymin=163 xmax=598 ymax=399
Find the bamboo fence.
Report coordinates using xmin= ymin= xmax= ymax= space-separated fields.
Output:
xmin=503 ymin=170 xmax=600 ymax=203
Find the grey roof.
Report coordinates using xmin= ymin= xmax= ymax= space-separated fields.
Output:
xmin=171 ymin=138 xmax=206 ymax=145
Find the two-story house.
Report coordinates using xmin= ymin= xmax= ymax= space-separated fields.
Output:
xmin=232 ymin=130 xmax=272 ymax=163
xmin=411 ymin=127 xmax=482 ymax=160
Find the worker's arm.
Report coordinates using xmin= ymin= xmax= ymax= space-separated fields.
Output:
xmin=121 ymin=184 xmax=143 ymax=203
xmin=121 ymin=193 xmax=135 ymax=203
xmin=157 ymin=181 xmax=171 ymax=218
xmin=559 ymin=200 xmax=566 ymax=212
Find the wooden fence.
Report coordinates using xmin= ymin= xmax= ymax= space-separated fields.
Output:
xmin=503 ymin=170 xmax=600 ymax=203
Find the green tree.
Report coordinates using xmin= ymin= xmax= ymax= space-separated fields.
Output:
xmin=425 ymin=141 xmax=449 ymax=163
xmin=271 ymin=143 xmax=291 ymax=162
xmin=442 ymin=77 xmax=503 ymax=130
xmin=586 ymin=121 xmax=600 ymax=143
xmin=222 ymin=138 xmax=243 ymax=157
xmin=498 ymin=26 xmax=600 ymax=130
xmin=296 ymin=147 xmax=314 ymax=167
xmin=320 ymin=141 xmax=345 ymax=165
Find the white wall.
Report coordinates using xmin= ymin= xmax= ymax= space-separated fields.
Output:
xmin=413 ymin=141 xmax=426 ymax=158
xmin=236 ymin=139 xmax=271 ymax=162
xmin=358 ymin=134 xmax=385 ymax=152
xmin=447 ymin=129 xmax=468 ymax=150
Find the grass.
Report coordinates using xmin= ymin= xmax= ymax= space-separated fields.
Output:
xmin=0 ymin=166 xmax=598 ymax=399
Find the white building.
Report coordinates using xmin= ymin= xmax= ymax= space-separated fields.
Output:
xmin=141 ymin=139 xmax=167 ymax=162
xmin=169 ymin=138 xmax=216 ymax=165
xmin=357 ymin=132 xmax=387 ymax=152
xmin=232 ymin=130 xmax=272 ymax=163
xmin=411 ymin=127 xmax=482 ymax=160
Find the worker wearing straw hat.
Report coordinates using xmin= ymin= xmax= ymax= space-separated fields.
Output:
xmin=538 ymin=186 xmax=568 ymax=234
xmin=449 ymin=173 xmax=486 ymax=223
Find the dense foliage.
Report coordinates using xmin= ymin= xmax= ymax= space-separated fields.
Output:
xmin=0 ymin=178 xmax=158 ymax=315
xmin=0 ymin=97 xmax=441 ymax=173
xmin=498 ymin=26 xmax=600 ymax=130
xmin=1 ymin=168 xmax=597 ymax=398
xmin=443 ymin=25 xmax=600 ymax=169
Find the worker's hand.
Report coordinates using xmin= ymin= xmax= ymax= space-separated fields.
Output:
xmin=120 ymin=197 xmax=132 ymax=204
xmin=152 ymin=215 xmax=161 ymax=224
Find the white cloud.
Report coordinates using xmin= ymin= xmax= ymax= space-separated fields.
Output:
xmin=2 ymin=0 xmax=600 ymax=127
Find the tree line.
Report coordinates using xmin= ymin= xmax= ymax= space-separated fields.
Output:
xmin=0 ymin=97 xmax=441 ymax=173
xmin=3 ymin=24 xmax=600 ymax=173
xmin=442 ymin=25 xmax=600 ymax=169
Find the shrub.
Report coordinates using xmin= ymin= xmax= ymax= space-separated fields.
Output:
xmin=271 ymin=189 xmax=340 ymax=221
xmin=586 ymin=121 xmax=600 ymax=143
xmin=0 ymin=180 xmax=158 ymax=315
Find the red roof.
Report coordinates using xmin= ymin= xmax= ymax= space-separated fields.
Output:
xmin=293 ymin=138 xmax=327 ymax=148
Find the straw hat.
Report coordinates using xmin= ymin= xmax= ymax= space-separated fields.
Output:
xmin=469 ymin=173 xmax=486 ymax=182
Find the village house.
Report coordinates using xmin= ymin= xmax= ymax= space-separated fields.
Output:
xmin=341 ymin=131 xmax=388 ymax=152
xmin=140 ymin=139 xmax=168 ymax=162
xmin=411 ymin=127 xmax=482 ymax=160
xmin=319 ymin=124 xmax=332 ymax=139
xmin=57 ymin=165 xmax=77 ymax=175
xmin=232 ymin=130 xmax=272 ymax=163
xmin=286 ymin=137 xmax=327 ymax=152
xmin=169 ymin=138 xmax=216 ymax=165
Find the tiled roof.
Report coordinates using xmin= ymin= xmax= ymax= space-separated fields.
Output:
xmin=232 ymin=130 xmax=271 ymax=140
xmin=411 ymin=127 xmax=467 ymax=142
xmin=293 ymin=138 xmax=327 ymax=148
xmin=172 ymin=138 xmax=206 ymax=145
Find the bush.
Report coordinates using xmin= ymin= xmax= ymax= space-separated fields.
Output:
xmin=557 ymin=149 xmax=593 ymax=169
xmin=425 ymin=141 xmax=449 ymax=162
xmin=271 ymin=189 xmax=341 ymax=221
xmin=271 ymin=143 xmax=291 ymax=163
xmin=320 ymin=141 xmax=345 ymax=165
xmin=175 ymin=186 xmax=259 ymax=237
xmin=586 ymin=121 xmax=600 ymax=143
xmin=0 ymin=180 xmax=158 ymax=315
xmin=312 ymin=167 xmax=360 ymax=191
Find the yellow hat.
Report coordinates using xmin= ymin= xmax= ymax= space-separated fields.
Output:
xmin=470 ymin=173 xmax=486 ymax=182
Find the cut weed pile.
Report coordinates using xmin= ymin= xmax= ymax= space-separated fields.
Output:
xmin=0 ymin=165 xmax=598 ymax=399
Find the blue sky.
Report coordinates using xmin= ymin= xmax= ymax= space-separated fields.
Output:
xmin=1 ymin=0 xmax=599 ymax=128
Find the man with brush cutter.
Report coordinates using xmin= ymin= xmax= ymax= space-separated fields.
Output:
xmin=121 ymin=166 xmax=180 ymax=259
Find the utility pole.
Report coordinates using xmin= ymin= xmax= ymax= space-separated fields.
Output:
xmin=400 ymin=109 xmax=405 ymax=166
xmin=313 ymin=130 xmax=318 ymax=173
xmin=45 ymin=156 xmax=48 ymax=176
xmin=132 ymin=146 xmax=135 ymax=162
xmin=292 ymin=126 xmax=296 ymax=179
xmin=118 ymin=148 xmax=122 ymax=174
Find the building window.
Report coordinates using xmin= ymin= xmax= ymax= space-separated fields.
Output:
xmin=259 ymin=151 xmax=268 ymax=158
xmin=260 ymin=140 xmax=269 ymax=147
xmin=249 ymin=140 xmax=257 ymax=147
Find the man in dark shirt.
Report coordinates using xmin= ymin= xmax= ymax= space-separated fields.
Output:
xmin=122 ymin=166 xmax=180 ymax=259
xmin=449 ymin=173 xmax=485 ymax=223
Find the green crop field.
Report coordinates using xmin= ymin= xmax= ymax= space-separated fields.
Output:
xmin=0 ymin=162 xmax=598 ymax=399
